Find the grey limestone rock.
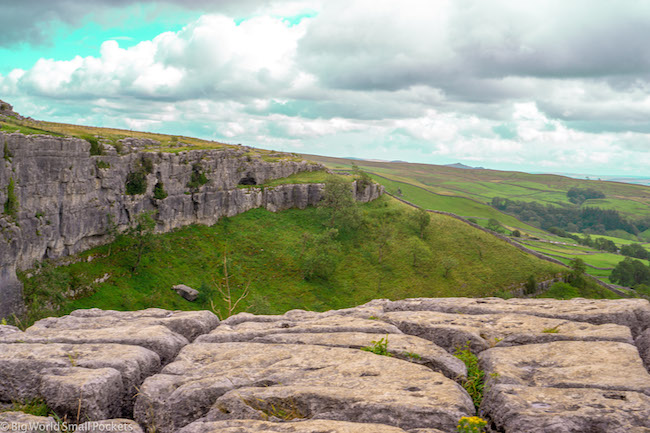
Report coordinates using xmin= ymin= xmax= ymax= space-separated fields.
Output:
xmin=381 ymin=310 xmax=634 ymax=353
xmin=77 ymin=419 xmax=145 ymax=433
xmin=481 ymin=385 xmax=650 ymax=433
xmin=172 ymin=284 xmax=199 ymax=302
xmin=177 ymin=419 xmax=447 ymax=433
xmin=134 ymin=342 xmax=474 ymax=433
xmin=0 ymin=412 xmax=57 ymax=433
xmin=40 ymin=367 xmax=124 ymax=421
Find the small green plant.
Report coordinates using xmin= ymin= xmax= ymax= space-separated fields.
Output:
xmin=457 ymin=416 xmax=487 ymax=433
xmin=4 ymin=177 xmax=19 ymax=218
xmin=113 ymin=141 xmax=125 ymax=154
xmin=96 ymin=160 xmax=110 ymax=169
xmin=3 ymin=140 xmax=12 ymax=161
xmin=9 ymin=398 xmax=51 ymax=417
xmin=367 ymin=316 xmax=379 ymax=320
xmin=153 ymin=181 xmax=168 ymax=200
xmin=454 ymin=342 xmax=485 ymax=411
xmin=542 ymin=325 xmax=560 ymax=334
xmin=82 ymin=134 xmax=103 ymax=156
xmin=125 ymin=170 xmax=147 ymax=195
xmin=403 ymin=351 xmax=421 ymax=360
xmin=187 ymin=163 xmax=209 ymax=191
xmin=361 ymin=336 xmax=392 ymax=357
xmin=67 ymin=351 xmax=80 ymax=366
xmin=1 ymin=318 xmax=7 ymax=325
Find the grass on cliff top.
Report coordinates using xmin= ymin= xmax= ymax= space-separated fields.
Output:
xmin=19 ymin=196 xmax=568 ymax=324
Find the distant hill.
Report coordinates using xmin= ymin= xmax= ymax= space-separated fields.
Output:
xmin=444 ymin=162 xmax=485 ymax=170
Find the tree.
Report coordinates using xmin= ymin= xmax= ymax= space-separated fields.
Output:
xmin=407 ymin=237 xmax=432 ymax=268
xmin=300 ymin=229 xmax=341 ymax=280
xmin=487 ymin=218 xmax=505 ymax=234
xmin=129 ymin=211 xmax=156 ymax=276
xmin=320 ymin=175 xmax=358 ymax=229
xmin=610 ymin=257 xmax=650 ymax=287
xmin=620 ymin=243 xmax=649 ymax=260
xmin=210 ymin=250 xmax=251 ymax=319
xmin=352 ymin=163 xmax=373 ymax=189
xmin=568 ymin=257 xmax=587 ymax=288
xmin=413 ymin=208 xmax=430 ymax=239
xmin=511 ymin=229 xmax=521 ymax=237
xmin=441 ymin=257 xmax=458 ymax=278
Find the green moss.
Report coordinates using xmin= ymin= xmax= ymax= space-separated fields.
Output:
xmin=4 ymin=177 xmax=19 ymax=218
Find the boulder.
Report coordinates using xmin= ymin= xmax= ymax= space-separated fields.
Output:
xmin=172 ymin=284 xmax=199 ymax=302
xmin=178 ymin=419 xmax=447 ymax=433
xmin=76 ymin=419 xmax=145 ymax=433
xmin=134 ymin=342 xmax=473 ymax=433
xmin=0 ymin=325 xmax=21 ymax=337
xmin=381 ymin=310 xmax=633 ymax=353
xmin=479 ymin=341 xmax=650 ymax=395
xmin=481 ymin=384 xmax=650 ymax=433
xmin=636 ymin=328 xmax=650 ymax=372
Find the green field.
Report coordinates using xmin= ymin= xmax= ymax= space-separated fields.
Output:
xmin=19 ymin=196 xmax=568 ymax=324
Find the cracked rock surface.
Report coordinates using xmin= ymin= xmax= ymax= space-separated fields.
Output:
xmin=1 ymin=297 xmax=649 ymax=433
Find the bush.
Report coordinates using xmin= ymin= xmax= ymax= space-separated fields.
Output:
xmin=153 ymin=181 xmax=168 ymax=200
xmin=3 ymin=141 xmax=12 ymax=161
xmin=125 ymin=170 xmax=147 ymax=195
xmin=82 ymin=134 xmax=103 ymax=156
xmin=95 ymin=160 xmax=110 ymax=169
xmin=187 ymin=163 xmax=209 ymax=191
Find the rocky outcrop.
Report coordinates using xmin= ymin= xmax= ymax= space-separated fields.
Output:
xmin=0 ymin=132 xmax=383 ymax=319
xmin=1 ymin=297 xmax=649 ymax=432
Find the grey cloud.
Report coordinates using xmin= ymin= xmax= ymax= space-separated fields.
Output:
xmin=0 ymin=0 xmax=272 ymax=47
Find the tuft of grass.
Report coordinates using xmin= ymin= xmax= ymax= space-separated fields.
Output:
xmin=454 ymin=342 xmax=485 ymax=411
xmin=542 ymin=325 xmax=560 ymax=334
xmin=5 ymin=398 xmax=51 ymax=417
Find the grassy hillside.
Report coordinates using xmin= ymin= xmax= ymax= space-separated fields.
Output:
xmin=19 ymin=196 xmax=570 ymax=324
xmin=304 ymin=155 xmax=650 ymax=216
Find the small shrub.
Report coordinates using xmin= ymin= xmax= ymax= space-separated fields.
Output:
xmin=511 ymin=229 xmax=521 ymax=237
xmin=125 ymin=170 xmax=147 ymax=195
xmin=96 ymin=160 xmax=110 ymax=169
xmin=153 ymin=181 xmax=168 ymax=200
xmin=361 ymin=336 xmax=392 ymax=357
xmin=113 ymin=141 xmax=125 ymax=154
xmin=454 ymin=342 xmax=485 ymax=411
xmin=82 ymin=134 xmax=103 ymax=156
xmin=524 ymin=274 xmax=537 ymax=295
xmin=4 ymin=177 xmax=19 ymax=218
xmin=187 ymin=163 xmax=209 ymax=191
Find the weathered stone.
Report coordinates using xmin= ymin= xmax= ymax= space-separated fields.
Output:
xmin=366 ymin=297 xmax=650 ymax=336
xmin=481 ymin=384 xmax=650 ymax=433
xmin=40 ymin=367 xmax=124 ymax=420
xmin=197 ymin=315 xmax=401 ymax=343
xmin=31 ymin=308 xmax=219 ymax=342
xmin=172 ymin=284 xmax=199 ymax=302
xmin=382 ymin=310 xmax=633 ymax=353
xmin=0 ymin=325 xmax=21 ymax=337
xmin=0 ymin=343 xmax=160 ymax=416
xmin=77 ymin=419 xmax=145 ymax=433
xmin=1 ymin=325 xmax=189 ymax=365
xmin=178 ymin=419 xmax=447 ymax=433
xmin=134 ymin=342 xmax=473 ymax=433
xmin=479 ymin=341 xmax=650 ymax=395
xmin=636 ymin=328 xmax=650 ymax=372
xmin=0 ymin=412 xmax=57 ymax=433
xmin=249 ymin=331 xmax=466 ymax=380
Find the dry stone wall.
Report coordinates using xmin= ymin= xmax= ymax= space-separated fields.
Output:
xmin=0 ymin=297 xmax=649 ymax=432
xmin=0 ymin=132 xmax=383 ymax=319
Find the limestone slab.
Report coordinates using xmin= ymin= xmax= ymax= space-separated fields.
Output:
xmin=250 ymin=331 xmax=466 ymax=380
xmin=40 ymin=367 xmax=124 ymax=421
xmin=0 ymin=343 xmax=160 ymax=417
xmin=479 ymin=341 xmax=650 ymax=395
xmin=178 ymin=419 xmax=446 ymax=433
xmin=365 ymin=297 xmax=650 ymax=336
xmin=382 ymin=310 xmax=633 ymax=353
xmin=31 ymin=308 xmax=219 ymax=342
xmin=481 ymin=384 xmax=650 ymax=433
xmin=0 ymin=412 xmax=57 ymax=433
xmin=134 ymin=342 xmax=473 ymax=433
xmin=197 ymin=315 xmax=401 ymax=343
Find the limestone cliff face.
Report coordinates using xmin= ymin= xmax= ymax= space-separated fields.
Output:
xmin=0 ymin=132 xmax=383 ymax=318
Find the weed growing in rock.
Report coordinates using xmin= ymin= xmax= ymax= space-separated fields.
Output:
xmin=153 ymin=181 xmax=168 ymax=200
xmin=457 ymin=416 xmax=487 ymax=433
xmin=95 ymin=160 xmax=110 ymax=169
xmin=454 ymin=342 xmax=485 ymax=411
xmin=403 ymin=351 xmax=421 ymax=360
xmin=4 ymin=177 xmax=19 ymax=218
xmin=3 ymin=140 xmax=12 ymax=161
xmin=7 ymin=398 xmax=51 ymax=417
xmin=542 ymin=325 xmax=560 ymax=333
xmin=361 ymin=336 xmax=392 ymax=357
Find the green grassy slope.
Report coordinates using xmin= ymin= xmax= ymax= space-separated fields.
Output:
xmin=19 ymin=196 xmax=567 ymax=323
xmin=303 ymin=154 xmax=650 ymax=218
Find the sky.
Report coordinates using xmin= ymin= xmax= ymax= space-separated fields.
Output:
xmin=2 ymin=0 xmax=650 ymax=176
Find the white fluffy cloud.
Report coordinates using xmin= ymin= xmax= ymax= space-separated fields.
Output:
xmin=4 ymin=1 xmax=650 ymax=174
